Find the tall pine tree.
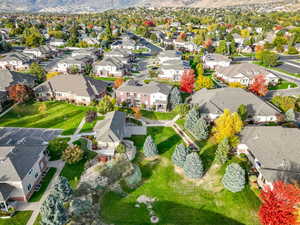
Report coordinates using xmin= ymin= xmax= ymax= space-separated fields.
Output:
xmin=191 ymin=117 xmax=209 ymax=141
xmin=184 ymin=107 xmax=200 ymax=131
xmin=183 ymin=152 xmax=204 ymax=179
xmin=40 ymin=194 xmax=68 ymax=225
xmin=143 ymin=135 xmax=158 ymax=158
xmin=172 ymin=143 xmax=188 ymax=168
xmin=51 ymin=176 xmax=73 ymax=202
xmin=215 ymin=138 xmax=230 ymax=165
xmin=222 ymin=163 xmax=245 ymax=193
xmin=169 ymin=87 xmax=182 ymax=110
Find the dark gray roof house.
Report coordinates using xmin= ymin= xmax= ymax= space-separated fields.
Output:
xmin=117 ymin=80 xmax=172 ymax=95
xmin=0 ymin=70 xmax=36 ymax=91
xmin=94 ymin=111 xmax=126 ymax=144
xmin=239 ymin=126 xmax=300 ymax=184
xmin=190 ymin=88 xmax=279 ymax=118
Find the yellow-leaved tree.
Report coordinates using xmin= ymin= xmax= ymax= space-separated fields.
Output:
xmin=195 ymin=75 xmax=214 ymax=90
xmin=212 ymin=109 xmax=243 ymax=147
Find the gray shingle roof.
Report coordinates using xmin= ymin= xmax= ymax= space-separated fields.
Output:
xmin=35 ymin=74 xmax=107 ymax=98
xmin=117 ymin=80 xmax=172 ymax=95
xmin=94 ymin=56 xmax=123 ymax=67
xmin=0 ymin=145 xmax=47 ymax=182
xmin=240 ymin=126 xmax=300 ymax=183
xmin=191 ymin=88 xmax=279 ymax=116
xmin=204 ymin=53 xmax=231 ymax=62
xmin=0 ymin=183 xmax=14 ymax=201
xmin=94 ymin=111 xmax=126 ymax=143
xmin=215 ymin=63 xmax=272 ymax=79
xmin=0 ymin=70 xmax=36 ymax=91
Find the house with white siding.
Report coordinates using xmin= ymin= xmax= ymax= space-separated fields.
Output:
xmin=203 ymin=53 xmax=232 ymax=69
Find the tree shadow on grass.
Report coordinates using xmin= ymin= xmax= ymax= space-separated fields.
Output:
xmin=101 ymin=194 xmax=245 ymax=225
xmin=157 ymin=134 xmax=181 ymax=155
xmin=200 ymin=144 xmax=217 ymax=172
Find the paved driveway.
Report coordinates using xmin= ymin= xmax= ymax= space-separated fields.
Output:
xmin=0 ymin=127 xmax=62 ymax=146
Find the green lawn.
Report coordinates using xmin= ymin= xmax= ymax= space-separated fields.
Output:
xmin=29 ymin=168 xmax=57 ymax=202
xmin=0 ymin=211 xmax=33 ymax=225
xmin=0 ymin=101 xmax=94 ymax=135
xmin=47 ymin=137 xmax=70 ymax=161
xmin=33 ymin=214 xmax=41 ymax=225
xmin=101 ymin=127 xmax=260 ymax=225
xmin=269 ymin=80 xmax=298 ymax=90
xmin=80 ymin=116 xmax=104 ymax=133
xmin=60 ymin=138 xmax=97 ymax=188
xmin=141 ymin=110 xmax=177 ymax=120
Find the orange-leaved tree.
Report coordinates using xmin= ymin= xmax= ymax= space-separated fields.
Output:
xmin=180 ymin=69 xmax=195 ymax=94
xmin=249 ymin=74 xmax=268 ymax=96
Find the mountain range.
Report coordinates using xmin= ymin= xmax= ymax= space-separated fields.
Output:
xmin=0 ymin=0 xmax=287 ymax=13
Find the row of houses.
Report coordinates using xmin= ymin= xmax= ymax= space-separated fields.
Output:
xmin=203 ymin=53 xmax=279 ymax=86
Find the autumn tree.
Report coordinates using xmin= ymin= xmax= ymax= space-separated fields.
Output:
xmin=97 ymin=95 xmax=116 ymax=114
xmin=249 ymin=74 xmax=268 ymax=96
xmin=212 ymin=109 xmax=243 ymax=146
xmin=62 ymin=145 xmax=84 ymax=164
xmin=259 ymin=181 xmax=300 ymax=225
xmin=8 ymin=84 xmax=33 ymax=103
xmin=195 ymin=75 xmax=214 ymax=90
xmin=132 ymin=106 xmax=142 ymax=119
xmin=46 ymin=72 xmax=61 ymax=80
xmin=180 ymin=69 xmax=195 ymax=93
xmin=113 ymin=78 xmax=124 ymax=89
xmin=195 ymin=63 xmax=204 ymax=76
xmin=271 ymin=96 xmax=296 ymax=112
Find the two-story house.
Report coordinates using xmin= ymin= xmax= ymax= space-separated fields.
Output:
xmin=55 ymin=55 xmax=93 ymax=74
xmin=35 ymin=74 xmax=107 ymax=105
xmin=93 ymin=56 xmax=126 ymax=77
xmin=203 ymin=53 xmax=232 ymax=69
xmin=116 ymin=80 xmax=172 ymax=111
xmin=0 ymin=52 xmax=32 ymax=71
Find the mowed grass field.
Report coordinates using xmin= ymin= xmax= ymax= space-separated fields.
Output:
xmin=0 ymin=101 xmax=94 ymax=135
xmin=101 ymin=127 xmax=261 ymax=225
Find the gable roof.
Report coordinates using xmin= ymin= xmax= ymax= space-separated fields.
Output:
xmin=94 ymin=111 xmax=126 ymax=143
xmin=240 ymin=126 xmax=300 ymax=183
xmin=117 ymin=80 xmax=172 ymax=95
xmin=35 ymin=74 xmax=107 ymax=98
xmin=0 ymin=183 xmax=14 ymax=201
xmin=94 ymin=56 xmax=123 ymax=67
xmin=0 ymin=70 xmax=36 ymax=91
xmin=216 ymin=63 xmax=276 ymax=79
xmin=203 ymin=53 xmax=231 ymax=63
xmin=191 ymin=88 xmax=279 ymax=116
xmin=0 ymin=145 xmax=47 ymax=182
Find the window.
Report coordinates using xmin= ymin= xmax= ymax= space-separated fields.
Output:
xmin=28 ymin=168 xmax=33 ymax=176
xmin=27 ymin=184 xmax=32 ymax=191
xmin=35 ymin=173 xmax=39 ymax=178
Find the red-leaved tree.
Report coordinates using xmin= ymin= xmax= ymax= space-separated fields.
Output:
xmin=7 ymin=84 xmax=33 ymax=103
xmin=249 ymin=74 xmax=268 ymax=96
xmin=259 ymin=181 xmax=300 ymax=225
xmin=143 ymin=20 xmax=155 ymax=27
xmin=180 ymin=69 xmax=195 ymax=93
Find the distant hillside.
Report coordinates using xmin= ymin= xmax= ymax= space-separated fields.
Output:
xmin=0 ymin=0 xmax=289 ymax=13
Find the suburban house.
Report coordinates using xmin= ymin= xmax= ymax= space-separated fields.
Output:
xmin=116 ymin=80 xmax=172 ymax=111
xmin=159 ymin=59 xmax=187 ymax=81
xmin=94 ymin=111 xmax=146 ymax=157
xmin=23 ymin=45 xmax=57 ymax=59
xmin=232 ymin=33 xmax=244 ymax=46
xmin=0 ymin=52 xmax=32 ymax=71
xmin=35 ymin=74 xmax=107 ymax=105
xmin=111 ymin=38 xmax=136 ymax=50
xmin=190 ymin=88 xmax=279 ymax=122
xmin=105 ymin=48 xmax=133 ymax=64
xmin=93 ymin=56 xmax=126 ymax=77
xmin=237 ymin=126 xmax=300 ymax=189
xmin=203 ymin=53 xmax=232 ymax=69
xmin=157 ymin=50 xmax=180 ymax=63
xmin=54 ymin=55 xmax=93 ymax=73
xmin=0 ymin=127 xmax=62 ymax=205
xmin=0 ymin=70 xmax=36 ymax=107
xmin=49 ymin=38 xmax=65 ymax=47
xmin=215 ymin=63 xmax=279 ymax=86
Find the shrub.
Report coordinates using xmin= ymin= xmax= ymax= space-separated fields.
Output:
xmin=51 ymin=176 xmax=73 ymax=202
xmin=215 ymin=138 xmax=230 ymax=165
xmin=62 ymin=145 xmax=84 ymax=164
xmin=85 ymin=110 xmax=97 ymax=123
xmin=222 ymin=163 xmax=245 ymax=193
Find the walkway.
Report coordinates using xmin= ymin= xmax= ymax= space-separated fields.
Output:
xmin=17 ymin=160 xmax=65 ymax=225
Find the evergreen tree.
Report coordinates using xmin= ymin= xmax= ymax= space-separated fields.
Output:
xmin=183 ymin=152 xmax=204 ymax=179
xmin=285 ymin=108 xmax=295 ymax=122
xmin=222 ymin=163 xmax=245 ymax=193
xmin=237 ymin=104 xmax=248 ymax=121
xmin=40 ymin=194 xmax=68 ymax=225
xmin=215 ymin=138 xmax=230 ymax=165
xmin=191 ymin=117 xmax=209 ymax=141
xmin=169 ymin=87 xmax=182 ymax=110
xmin=51 ymin=176 xmax=73 ymax=202
xmin=172 ymin=143 xmax=188 ymax=168
xmin=143 ymin=135 xmax=158 ymax=158
xmin=184 ymin=107 xmax=200 ymax=131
